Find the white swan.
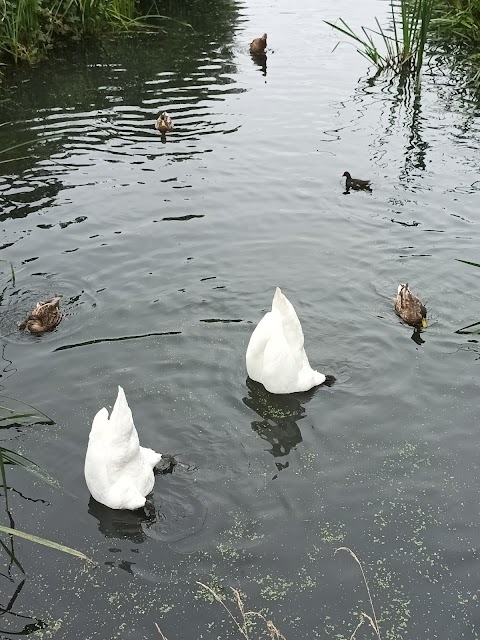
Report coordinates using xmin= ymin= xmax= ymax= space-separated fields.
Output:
xmin=84 ymin=386 xmax=162 ymax=510
xmin=246 ymin=287 xmax=326 ymax=394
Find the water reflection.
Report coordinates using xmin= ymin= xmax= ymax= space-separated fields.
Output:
xmin=411 ymin=328 xmax=425 ymax=345
xmin=243 ymin=377 xmax=317 ymax=464
xmin=88 ymin=496 xmax=155 ymax=543
xmin=358 ymin=72 xmax=429 ymax=184
xmin=0 ymin=579 xmax=47 ymax=636
xmin=250 ymin=52 xmax=267 ymax=76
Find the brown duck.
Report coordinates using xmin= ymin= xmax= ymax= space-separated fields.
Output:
xmin=250 ymin=33 xmax=267 ymax=55
xmin=155 ymin=112 xmax=174 ymax=134
xmin=343 ymin=171 xmax=372 ymax=191
xmin=19 ymin=297 xmax=62 ymax=334
xmin=395 ymin=284 xmax=427 ymax=328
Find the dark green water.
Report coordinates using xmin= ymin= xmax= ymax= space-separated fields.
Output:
xmin=1 ymin=0 xmax=480 ymax=638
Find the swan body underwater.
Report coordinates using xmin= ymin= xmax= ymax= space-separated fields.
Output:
xmin=84 ymin=386 xmax=163 ymax=510
xmin=246 ymin=287 xmax=326 ymax=394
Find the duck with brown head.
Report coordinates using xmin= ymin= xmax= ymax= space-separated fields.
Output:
xmin=250 ymin=33 xmax=267 ymax=55
xmin=19 ymin=297 xmax=62 ymax=334
xmin=155 ymin=111 xmax=174 ymax=134
xmin=395 ymin=283 xmax=427 ymax=328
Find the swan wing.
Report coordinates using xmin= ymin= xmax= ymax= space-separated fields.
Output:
xmin=246 ymin=310 xmax=276 ymax=382
xmin=272 ymin=288 xmax=306 ymax=364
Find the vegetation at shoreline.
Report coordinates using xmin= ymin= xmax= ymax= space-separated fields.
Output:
xmin=326 ymin=0 xmax=480 ymax=84
xmin=0 ymin=0 xmax=168 ymax=64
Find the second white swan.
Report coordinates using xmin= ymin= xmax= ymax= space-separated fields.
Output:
xmin=84 ymin=386 xmax=163 ymax=510
xmin=246 ymin=287 xmax=325 ymax=394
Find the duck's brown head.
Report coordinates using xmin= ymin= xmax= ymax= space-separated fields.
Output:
xmin=21 ymin=316 xmax=46 ymax=334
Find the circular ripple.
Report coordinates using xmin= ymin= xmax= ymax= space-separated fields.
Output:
xmin=144 ymin=481 xmax=207 ymax=543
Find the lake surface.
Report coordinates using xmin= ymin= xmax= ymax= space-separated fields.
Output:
xmin=1 ymin=0 xmax=480 ymax=637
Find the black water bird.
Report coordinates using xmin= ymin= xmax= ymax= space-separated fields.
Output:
xmin=342 ymin=171 xmax=372 ymax=192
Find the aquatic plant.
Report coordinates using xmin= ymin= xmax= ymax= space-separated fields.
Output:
xmin=432 ymin=0 xmax=480 ymax=43
xmin=195 ymin=582 xmax=286 ymax=640
xmin=0 ymin=259 xmax=15 ymax=285
xmin=431 ymin=0 xmax=480 ymax=85
xmin=0 ymin=398 xmax=93 ymax=566
xmin=455 ymin=259 xmax=480 ymax=334
xmin=325 ymin=0 xmax=435 ymax=77
xmin=335 ymin=546 xmax=382 ymax=640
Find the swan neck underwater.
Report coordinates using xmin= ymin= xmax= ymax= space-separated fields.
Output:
xmin=84 ymin=386 xmax=163 ymax=511
xmin=246 ymin=286 xmax=325 ymax=394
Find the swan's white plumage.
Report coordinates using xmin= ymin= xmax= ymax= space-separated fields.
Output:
xmin=84 ymin=386 xmax=162 ymax=510
xmin=246 ymin=287 xmax=326 ymax=394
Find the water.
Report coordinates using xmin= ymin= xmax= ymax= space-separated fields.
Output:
xmin=1 ymin=0 xmax=480 ymax=637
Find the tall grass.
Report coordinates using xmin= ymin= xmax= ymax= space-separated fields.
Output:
xmin=432 ymin=0 xmax=480 ymax=42
xmin=0 ymin=0 xmax=160 ymax=63
xmin=431 ymin=0 xmax=480 ymax=85
xmin=325 ymin=0 xmax=435 ymax=78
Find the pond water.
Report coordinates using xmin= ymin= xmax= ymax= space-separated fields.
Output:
xmin=1 ymin=0 xmax=480 ymax=637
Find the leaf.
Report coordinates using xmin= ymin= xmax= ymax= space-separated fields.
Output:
xmin=0 ymin=413 xmax=40 ymax=422
xmin=0 ymin=525 xmax=96 ymax=564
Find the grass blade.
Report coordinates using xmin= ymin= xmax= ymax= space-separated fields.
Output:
xmin=0 ymin=413 xmax=39 ymax=422
xmin=0 ymin=446 xmax=69 ymax=495
xmin=456 ymin=259 xmax=480 ymax=268
xmin=0 ymin=260 xmax=15 ymax=286
xmin=0 ymin=448 xmax=9 ymax=511
xmin=0 ymin=525 xmax=96 ymax=564
xmin=0 ymin=537 xmax=25 ymax=573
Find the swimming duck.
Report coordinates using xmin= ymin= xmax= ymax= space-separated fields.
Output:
xmin=246 ymin=287 xmax=326 ymax=394
xmin=395 ymin=283 xmax=427 ymax=327
xmin=250 ymin=33 xmax=267 ymax=55
xmin=18 ymin=297 xmax=62 ymax=334
xmin=342 ymin=171 xmax=372 ymax=191
xmin=84 ymin=386 xmax=163 ymax=511
xmin=155 ymin=111 xmax=174 ymax=134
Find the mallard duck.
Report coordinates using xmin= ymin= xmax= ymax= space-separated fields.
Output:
xmin=395 ymin=283 xmax=427 ymax=328
xmin=155 ymin=111 xmax=174 ymax=134
xmin=250 ymin=33 xmax=267 ymax=55
xmin=18 ymin=296 xmax=62 ymax=334
xmin=84 ymin=386 xmax=163 ymax=511
xmin=342 ymin=171 xmax=372 ymax=191
xmin=246 ymin=287 xmax=326 ymax=394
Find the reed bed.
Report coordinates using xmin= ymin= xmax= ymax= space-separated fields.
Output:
xmin=325 ymin=0 xmax=435 ymax=78
xmin=0 ymin=0 xmax=154 ymax=63
xmin=432 ymin=0 xmax=480 ymax=43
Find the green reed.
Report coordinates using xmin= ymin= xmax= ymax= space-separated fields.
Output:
xmin=325 ymin=0 xmax=435 ymax=78
xmin=431 ymin=0 xmax=480 ymax=85
xmin=432 ymin=0 xmax=480 ymax=42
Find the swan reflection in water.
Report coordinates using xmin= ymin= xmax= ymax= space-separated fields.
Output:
xmin=88 ymin=495 xmax=156 ymax=543
xmin=243 ymin=377 xmax=324 ymax=472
